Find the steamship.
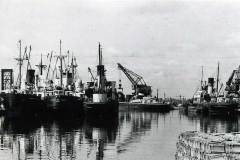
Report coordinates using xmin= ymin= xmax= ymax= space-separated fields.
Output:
xmin=41 ymin=40 xmax=84 ymax=116
xmin=84 ymin=43 xmax=119 ymax=116
xmin=192 ymin=63 xmax=238 ymax=114
xmin=128 ymin=96 xmax=172 ymax=112
xmin=1 ymin=40 xmax=44 ymax=117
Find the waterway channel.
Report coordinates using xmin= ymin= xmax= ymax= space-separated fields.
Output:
xmin=0 ymin=105 xmax=239 ymax=160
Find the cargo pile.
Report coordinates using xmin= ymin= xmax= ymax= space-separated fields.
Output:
xmin=176 ymin=131 xmax=240 ymax=160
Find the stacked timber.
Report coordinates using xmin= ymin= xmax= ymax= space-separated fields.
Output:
xmin=176 ymin=131 xmax=240 ymax=160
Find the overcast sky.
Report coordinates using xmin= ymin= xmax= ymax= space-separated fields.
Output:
xmin=1 ymin=0 xmax=240 ymax=98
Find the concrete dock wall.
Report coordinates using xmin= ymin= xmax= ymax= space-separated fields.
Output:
xmin=176 ymin=131 xmax=240 ymax=160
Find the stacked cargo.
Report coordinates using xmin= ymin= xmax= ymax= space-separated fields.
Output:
xmin=176 ymin=131 xmax=240 ymax=160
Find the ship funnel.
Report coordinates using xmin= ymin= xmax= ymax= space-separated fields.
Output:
xmin=26 ymin=69 xmax=35 ymax=84
xmin=207 ymin=77 xmax=214 ymax=95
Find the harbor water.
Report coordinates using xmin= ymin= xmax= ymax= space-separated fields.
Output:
xmin=0 ymin=105 xmax=239 ymax=160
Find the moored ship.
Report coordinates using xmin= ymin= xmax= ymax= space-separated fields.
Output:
xmin=42 ymin=40 xmax=84 ymax=116
xmin=1 ymin=40 xmax=44 ymax=117
xmin=128 ymin=96 xmax=172 ymax=112
xmin=192 ymin=63 xmax=238 ymax=114
xmin=84 ymin=43 xmax=119 ymax=116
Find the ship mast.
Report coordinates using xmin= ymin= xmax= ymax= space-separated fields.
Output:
xmin=54 ymin=40 xmax=66 ymax=88
xmin=36 ymin=54 xmax=47 ymax=75
xmin=71 ymin=55 xmax=74 ymax=81
xmin=60 ymin=40 xmax=63 ymax=88
xmin=200 ymin=66 xmax=203 ymax=89
xmin=19 ymin=40 xmax=22 ymax=89
xmin=15 ymin=40 xmax=23 ymax=89
xmin=71 ymin=53 xmax=78 ymax=82
xmin=216 ymin=62 xmax=220 ymax=97
xmin=98 ymin=43 xmax=102 ymax=91
xmin=98 ymin=42 xmax=101 ymax=68
xmin=97 ymin=43 xmax=105 ymax=92
xmin=40 ymin=54 xmax=43 ymax=75
xmin=26 ymin=45 xmax=32 ymax=71
xmin=99 ymin=43 xmax=102 ymax=66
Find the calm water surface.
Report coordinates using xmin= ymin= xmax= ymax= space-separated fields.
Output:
xmin=0 ymin=106 xmax=239 ymax=160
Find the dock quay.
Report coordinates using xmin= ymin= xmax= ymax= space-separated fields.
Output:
xmin=176 ymin=131 xmax=240 ymax=160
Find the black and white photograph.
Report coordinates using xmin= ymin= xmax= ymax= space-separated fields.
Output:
xmin=1 ymin=0 xmax=240 ymax=159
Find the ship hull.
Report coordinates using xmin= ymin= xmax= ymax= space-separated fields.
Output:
xmin=122 ymin=102 xmax=172 ymax=112
xmin=195 ymin=102 xmax=238 ymax=114
xmin=138 ymin=103 xmax=172 ymax=111
xmin=0 ymin=93 xmax=45 ymax=117
xmin=84 ymin=100 xmax=119 ymax=117
xmin=44 ymin=95 xmax=84 ymax=117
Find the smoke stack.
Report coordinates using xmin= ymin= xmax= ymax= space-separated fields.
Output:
xmin=207 ymin=78 xmax=214 ymax=95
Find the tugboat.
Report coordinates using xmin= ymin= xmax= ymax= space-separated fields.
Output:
xmin=192 ymin=63 xmax=238 ymax=114
xmin=1 ymin=40 xmax=44 ymax=117
xmin=84 ymin=43 xmax=119 ymax=117
xmin=43 ymin=40 xmax=84 ymax=117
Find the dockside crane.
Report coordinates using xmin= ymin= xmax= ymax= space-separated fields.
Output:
xmin=225 ymin=65 xmax=240 ymax=95
xmin=117 ymin=63 xmax=152 ymax=96
xmin=88 ymin=67 xmax=96 ymax=82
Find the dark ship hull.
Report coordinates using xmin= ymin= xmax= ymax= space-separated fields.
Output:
xmin=44 ymin=95 xmax=84 ymax=116
xmin=195 ymin=102 xmax=238 ymax=115
xmin=136 ymin=103 xmax=172 ymax=112
xmin=121 ymin=102 xmax=172 ymax=112
xmin=1 ymin=93 xmax=45 ymax=117
xmin=84 ymin=100 xmax=119 ymax=117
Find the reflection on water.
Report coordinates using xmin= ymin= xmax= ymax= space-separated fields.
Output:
xmin=0 ymin=108 xmax=240 ymax=160
xmin=181 ymin=110 xmax=239 ymax=133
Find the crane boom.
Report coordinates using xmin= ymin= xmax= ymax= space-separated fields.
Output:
xmin=117 ymin=63 xmax=151 ymax=96
xmin=225 ymin=66 xmax=240 ymax=94
xmin=117 ymin=63 xmax=146 ymax=86
xmin=88 ymin=67 xmax=96 ymax=82
xmin=226 ymin=70 xmax=236 ymax=86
